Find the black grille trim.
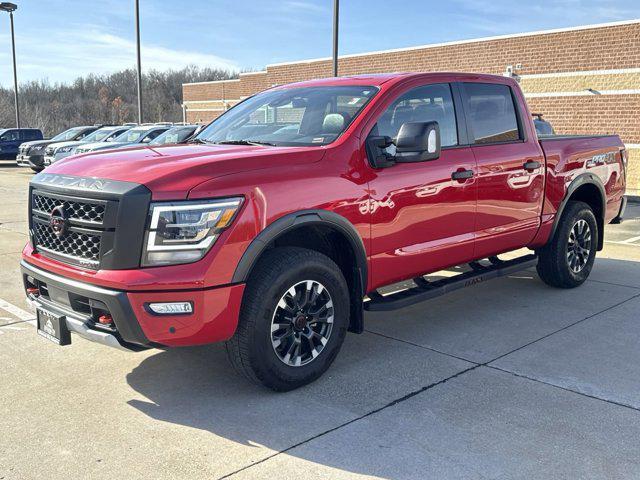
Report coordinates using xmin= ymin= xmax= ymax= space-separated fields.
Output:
xmin=29 ymin=173 xmax=152 ymax=271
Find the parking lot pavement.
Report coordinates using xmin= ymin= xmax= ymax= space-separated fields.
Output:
xmin=1 ymin=164 xmax=640 ymax=479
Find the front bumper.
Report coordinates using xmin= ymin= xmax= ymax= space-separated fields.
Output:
xmin=17 ymin=153 xmax=45 ymax=168
xmin=21 ymin=260 xmax=245 ymax=350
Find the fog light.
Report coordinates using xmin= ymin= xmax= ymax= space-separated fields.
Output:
xmin=147 ymin=302 xmax=193 ymax=315
xmin=98 ymin=314 xmax=113 ymax=325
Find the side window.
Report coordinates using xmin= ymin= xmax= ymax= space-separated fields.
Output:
xmin=143 ymin=130 xmax=163 ymax=143
xmin=463 ymin=83 xmax=521 ymax=144
xmin=373 ymin=83 xmax=458 ymax=147
xmin=2 ymin=130 xmax=19 ymax=141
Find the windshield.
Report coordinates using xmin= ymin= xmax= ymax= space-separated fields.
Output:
xmin=150 ymin=126 xmax=196 ymax=145
xmin=82 ymin=128 xmax=117 ymax=143
xmin=197 ymin=86 xmax=377 ymax=147
xmin=51 ymin=127 xmax=86 ymax=141
xmin=113 ymin=128 xmax=147 ymax=143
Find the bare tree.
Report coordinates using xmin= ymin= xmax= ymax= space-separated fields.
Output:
xmin=0 ymin=66 xmax=238 ymax=136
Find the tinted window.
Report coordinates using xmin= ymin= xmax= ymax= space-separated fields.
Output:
xmin=0 ymin=130 xmax=19 ymax=141
xmin=142 ymin=129 xmax=165 ymax=143
xmin=373 ymin=83 xmax=458 ymax=147
xmin=463 ymin=83 xmax=520 ymax=144
xmin=21 ymin=130 xmax=39 ymax=140
xmin=51 ymin=127 xmax=86 ymax=141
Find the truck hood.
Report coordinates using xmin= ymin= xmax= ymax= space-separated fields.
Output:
xmin=45 ymin=143 xmax=325 ymax=199
xmin=76 ymin=141 xmax=119 ymax=152
xmin=21 ymin=140 xmax=51 ymax=149
xmin=49 ymin=140 xmax=82 ymax=151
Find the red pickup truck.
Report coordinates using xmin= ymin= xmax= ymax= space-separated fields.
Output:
xmin=21 ymin=72 xmax=627 ymax=390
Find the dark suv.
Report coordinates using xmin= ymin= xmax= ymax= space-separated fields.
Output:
xmin=0 ymin=128 xmax=42 ymax=160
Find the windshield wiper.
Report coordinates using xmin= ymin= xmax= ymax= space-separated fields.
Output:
xmin=216 ymin=139 xmax=277 ymax=147
xmin=187 ymin=138 xmax=212 ymax=144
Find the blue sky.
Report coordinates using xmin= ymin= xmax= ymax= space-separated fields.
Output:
xmin=0 ymin=0 xmax=639 ymax=87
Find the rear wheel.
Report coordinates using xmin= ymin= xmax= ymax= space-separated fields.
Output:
xmin=537 ymin=201 xmax=598 ymax=288
xmin=225 ymin=247 xmax=350 ymax=391
xmin=30 ymin=167 xmax=43 ymax=173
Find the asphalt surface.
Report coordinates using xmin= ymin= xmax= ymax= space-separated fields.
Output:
xmin=1 ymin=161 xmax=640 ymax=479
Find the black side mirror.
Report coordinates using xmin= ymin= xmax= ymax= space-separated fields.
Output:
xmin=395 ymin=121 xmax=441 ymax=163
xmin=366 ymin=135 xmax=395 ymax=168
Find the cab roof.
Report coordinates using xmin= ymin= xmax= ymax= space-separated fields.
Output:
xmin=275 ymin=72 xmax=513 ymax=89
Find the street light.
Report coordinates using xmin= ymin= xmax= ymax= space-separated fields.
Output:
xmin=134 ymin=0 xmax=143 ymax=123
xmin=332 ymin=0 xmax=339 ymax=77
xmin=0 ymin=2 xmax=20 ymax=128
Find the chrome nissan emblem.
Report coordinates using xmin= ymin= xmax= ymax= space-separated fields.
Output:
xmin=49 ymin=205 xmax=68 ymax=238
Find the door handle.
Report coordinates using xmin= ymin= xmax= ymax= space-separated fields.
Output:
xmin=451 ymin=169 xmax=474 ymax=181
xmin=523 ymin=160 xmax=541 ymax=171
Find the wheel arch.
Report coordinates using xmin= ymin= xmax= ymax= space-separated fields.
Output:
xmin=232 ymin=210 xmax=368 ymax=333
xmin=551 ymin=173 xmax=606 ymax=251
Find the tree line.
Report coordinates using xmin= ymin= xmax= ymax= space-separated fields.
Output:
xmin=0 ymin=66 xmax=237 ymax=137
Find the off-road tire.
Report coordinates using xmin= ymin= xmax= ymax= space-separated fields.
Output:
xmin=225 ymin=247 xmax=350 ymax=391
xmin=537 ymin=201 xmax=598 ymax=288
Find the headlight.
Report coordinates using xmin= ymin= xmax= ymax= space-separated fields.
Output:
xmin=142 ymin=197 xmax=243 ymax=267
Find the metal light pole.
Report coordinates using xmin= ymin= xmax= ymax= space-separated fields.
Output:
xmin=134 ymin=0 xmax=143 ymax=123
xmin=0 ymin=2 xmax=20 ymax=128
xmin=332 ymin=0 xmax=339 ymax=76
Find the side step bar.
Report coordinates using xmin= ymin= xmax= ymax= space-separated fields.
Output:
xmin=364 ymin=254 xmax=538 ymax=312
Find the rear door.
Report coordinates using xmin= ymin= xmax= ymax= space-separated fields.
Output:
xmin=365 ymin=82 xmax=477 ymax=288
xmin=460 ymin=81 xmax=545 ymax=258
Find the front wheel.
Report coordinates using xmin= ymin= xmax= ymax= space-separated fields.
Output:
xmin=225 ymin=247 xmax=350 ymax=391
xmin=537 ymin=201 xmax=598 ymax=288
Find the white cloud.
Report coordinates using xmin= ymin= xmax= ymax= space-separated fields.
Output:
xmin=0 ymin=25 xmax=238 ymax=86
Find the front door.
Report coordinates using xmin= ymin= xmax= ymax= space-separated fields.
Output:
xmin=459 ymin=81 xmax=545 ymax=258
xmin=365 ymin=83 xmax=477 ymax=289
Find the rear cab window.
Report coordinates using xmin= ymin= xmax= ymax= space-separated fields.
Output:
xmin=461 ymin=83 xmax=522 ymax=145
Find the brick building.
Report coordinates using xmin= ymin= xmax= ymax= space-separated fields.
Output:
xmin=182 ymin=19 xmax=640 ymax=193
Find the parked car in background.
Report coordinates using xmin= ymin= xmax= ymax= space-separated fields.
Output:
xmin=21 ymin=73 xmax=627 ymax=390
xmin=17 ymin=125 xmax=102 ymax=172
xmin=149 ymin=124 xmax=202 ymax=146
xmin=73 ymin=124 xmax=171 ymax=154
xmin=43 ymin=125 xmax=134 ymax=166
xmin=1 ymin=128 xmax=43 ymax=160
xmin=533 ymin=113 xmax=555 ymax=136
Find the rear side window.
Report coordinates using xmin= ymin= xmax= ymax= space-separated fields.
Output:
xmin=23 ymin=130 xmax=41 ymax=140
xmin=373 ymin=83 xmax=458 ymax=147
xmin=463 ymin=83 xmax=521 ymax=144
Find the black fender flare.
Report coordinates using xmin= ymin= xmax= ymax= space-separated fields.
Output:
xmin=550 ymin=173 xmax=606 ymax=250
xmin=232 ymin=209 xmax=367 ymax=288
xmin=231 ymin=210 xmax=368 ymax=334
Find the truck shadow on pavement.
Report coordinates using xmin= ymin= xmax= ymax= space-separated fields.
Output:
xmin=124 ymin=258 xmax=640 ymax=478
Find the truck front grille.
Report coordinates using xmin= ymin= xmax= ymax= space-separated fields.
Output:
xmin=33 ymin=221 xmax=101 ymax=267
xmin=30 ymin=189 xmax=114 ymax=270
xmin=32 ymin=193 xmax=106 ymax=224
xmin=28 ymin=174 xmax=150 ymax=271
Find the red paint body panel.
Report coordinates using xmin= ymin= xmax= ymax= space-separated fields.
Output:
xmin=127 ymin=284 xmax=245 ymax=346
xmin=22 ymin=72 xmax=627 ymax=348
